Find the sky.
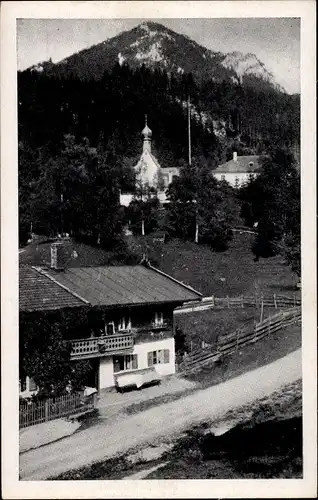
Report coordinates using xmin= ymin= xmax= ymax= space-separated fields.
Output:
xmin=17 ymin=18 xmax=300 ymax=94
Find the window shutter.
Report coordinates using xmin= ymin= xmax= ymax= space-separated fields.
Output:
xmin=132 ymin=355 xmax=138 ymax=370
xmin=164 ymin=349 xmax=170 ymax=363
xmin=147 ymin=352 xmax=153 ymax=367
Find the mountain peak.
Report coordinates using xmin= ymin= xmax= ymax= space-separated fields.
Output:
xmin=139 ymin=20 xmax=166 ymax=31
xmin=26 ymin=21 xmax=285 ymax=94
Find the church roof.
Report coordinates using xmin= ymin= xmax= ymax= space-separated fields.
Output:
xmin=136 ymin=149 xmax=161 ymax=170
xmin=147 ymin=151 xmax=161 ymax=169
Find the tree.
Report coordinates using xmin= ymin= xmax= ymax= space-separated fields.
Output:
xmin=166 ymin=159 xmax=238 ymax=250
xmin=240 ymin=148 xmax=300 ymax=275
xmin=165 ymin=164 xmax=197 ymax=241
xmin=20 ymin=312 xmax=93 ymax=397
xmin=24 ymin=134 xmax=124 ymax=246
xmin=127 ymin=194 xmax=160 ymax=236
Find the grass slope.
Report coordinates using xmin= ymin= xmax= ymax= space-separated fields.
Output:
xmin=175 ymin=306 xmax=279 ymax=349
xmin=155 ymin=233 xmax=298 ymax=297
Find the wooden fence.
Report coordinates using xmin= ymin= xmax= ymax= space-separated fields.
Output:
xmin=19 ymin=392 xmax=97 ymax=429
xmin=174 ymin=293 xmax=301 ymax=315
xmin=177 ymin=307 xmax=301 ymax=374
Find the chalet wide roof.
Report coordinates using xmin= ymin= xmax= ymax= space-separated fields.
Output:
xmin=19 ymin=266 xmax=87 ymax=312
xmin=214 ymin=155 xmax=260 ymax=174
xmin=20 ymin=264 xmax=202 ymax=311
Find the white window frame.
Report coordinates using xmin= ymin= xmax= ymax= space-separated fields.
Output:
xmin=113 ymin=354 xmax=138 ymax=373
xmin=19 ymin=376 xmax=38 ymax=396
xmin=148 ymin=349 xmax=170 ymax=366
xmin=154 ymin=311 xmax=164 ymax=327
xmin=118 ymin=315 xmax=131 ymax=332
xmin=105 ymin=322 xmax=115 ymax=335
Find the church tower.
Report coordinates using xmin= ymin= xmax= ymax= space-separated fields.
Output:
xmin=141 ymin=115 xmax=152 ymax=153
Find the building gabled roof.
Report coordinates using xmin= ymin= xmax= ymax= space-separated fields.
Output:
xmin=137 ymin=149 xmax=162 ymax=170
xmin=19 ymin=266 xmax=88 ymax=312
xmin=214 ymin=155 xmax=261 ymax=174
xmin=41 ymin=264 xmax=202 ymax=308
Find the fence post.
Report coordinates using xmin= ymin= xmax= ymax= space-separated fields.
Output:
xmin=241 ymin=295 xmax=244 ymax=308
xmin=274 ymin=294 xmax=277 ymax=309
xmin=268 ymin=316 xmax=271 ymax=336
xmin=93 ymin=392 xmax=98 ymax=408
xmin=260 ymin=300 xmax=264 ymax=323
xmin=293 ymin=294 xmax=296 ymax=307
xmin=227 ymin=295 xmax=230 ymax=308
xmin=44 ymin=399 xmax=49 ymax=422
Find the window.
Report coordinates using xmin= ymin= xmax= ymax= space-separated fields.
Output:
xmin=154 ymin=312 xmax=164 ymax=326
xmin=118 ymin=316 xmax=131 ymax=331
xmin=106 ymin=322 xmax=115 ymax=335
xmin=113 ymin=354 xmax=138 ymax=373
xmin=234 ymin=176 xmax=240 ymax=188
xmin=148 ymin=349 xmax=170 ymax=366
xmin=249 ymin=161 xmax=254 ymax=167
xmin=162 ymin=174 xmax=169 ymax=187
xmin=28 ymin=377 xmax=37 ymax=392
xmin=221 ymin=175 xmax=226 ymax=181
xmin=20 ymin=377 xmax=37 ymax=393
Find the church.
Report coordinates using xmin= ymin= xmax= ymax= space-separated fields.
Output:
xmin=119 ymin=116 xmax=180 ymax=207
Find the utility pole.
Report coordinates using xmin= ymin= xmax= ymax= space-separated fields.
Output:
xmin=188 ymin=94 xmax=199 ymax=244
xmin=188 ymin=94 xmax=192 ymax=167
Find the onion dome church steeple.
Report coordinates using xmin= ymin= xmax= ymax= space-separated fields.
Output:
xmin=119 ymin=114 xmax=180 ymax=208
xmin=141 ymin=114 xmax=152 ymax=153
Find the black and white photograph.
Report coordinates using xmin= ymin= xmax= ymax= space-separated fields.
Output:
xmin=1 ymin=1 xmax=316 ymax=498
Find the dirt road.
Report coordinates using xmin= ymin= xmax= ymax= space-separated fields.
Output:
xmin=20 ymin=348 xmax=301 ymax=480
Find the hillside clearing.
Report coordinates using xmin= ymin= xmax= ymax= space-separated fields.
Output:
xmin=155 ymin=233 xmax=299 ymax=297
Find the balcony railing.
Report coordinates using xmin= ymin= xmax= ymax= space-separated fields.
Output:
xmin=70 ymin=334 xmax=134 ymax=360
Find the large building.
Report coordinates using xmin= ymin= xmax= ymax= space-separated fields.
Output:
xmin=120 ymin=116 xmax=180 ymax=206
xmin=19 ymin=242 xmax=201 ymax=395
xmin=213 ymin=153 xmax=260 ymax=188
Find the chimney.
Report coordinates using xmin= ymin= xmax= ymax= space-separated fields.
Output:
xmin=50 ymin=242 xmax=66 ymax=270
xmin=233 ymin=151 xmax=238 ymax=163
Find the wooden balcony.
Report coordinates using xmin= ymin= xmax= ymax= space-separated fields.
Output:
xmin=70 ymin=334 xmax=134 ymax=360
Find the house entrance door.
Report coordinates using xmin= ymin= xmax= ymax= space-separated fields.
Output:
xmin=84 ymin=359 xmax=100 ymax=392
